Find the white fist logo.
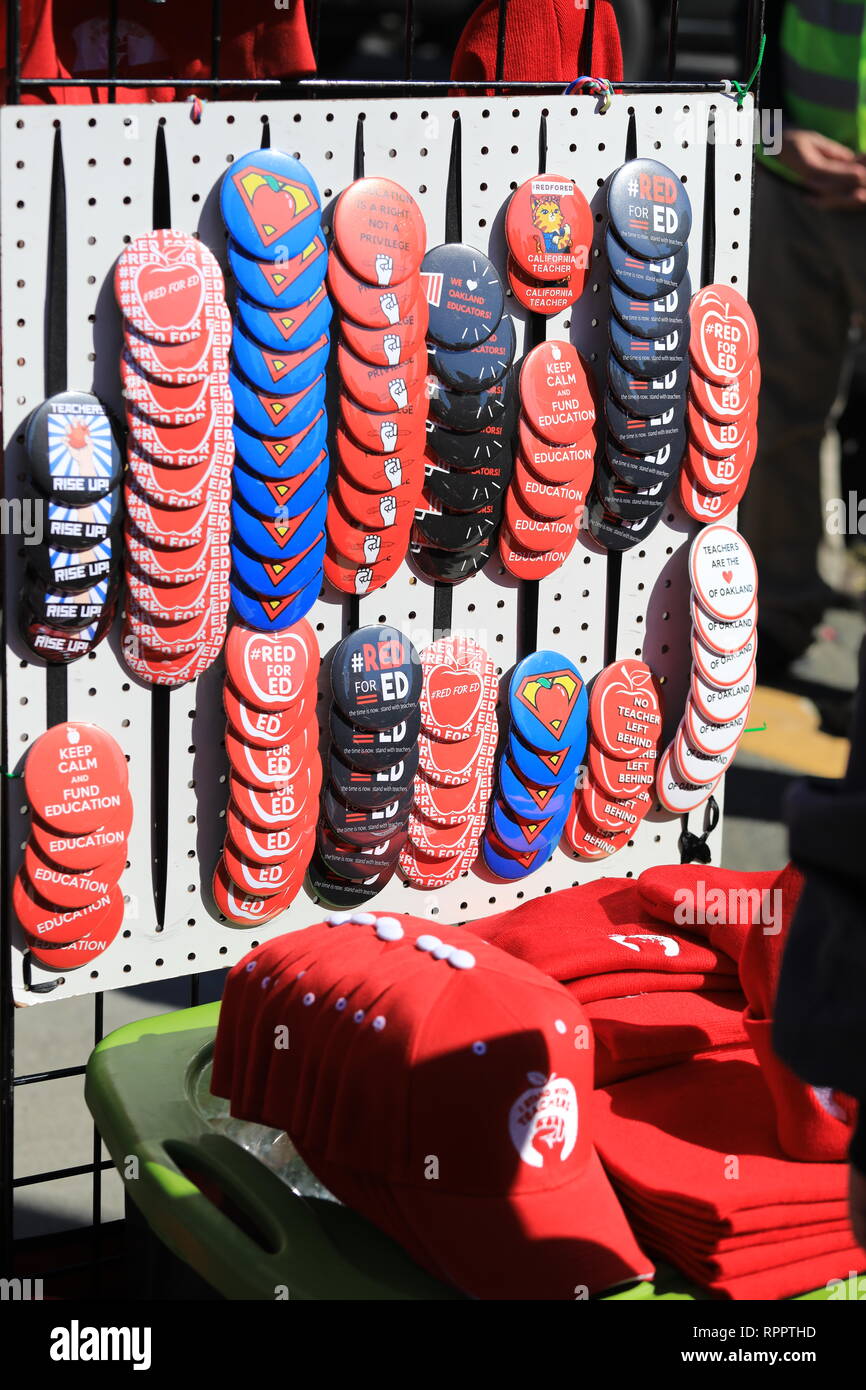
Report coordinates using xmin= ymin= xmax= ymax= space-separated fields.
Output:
xmin=383 ymin=333 xmax=402 ymax=366
xmin=355 ymin=566 xmax=373 ymax=595
xmin=362 ymin=533 xmax=381 ymax=564
xmin=389 ymin=378 xmax=409 ymax=409
xmin=375 ymin=254 xmax=394 ymax=286
xmin=379 ymin=292 xmax=400 ymax=325
xmin=380 ymin=419 xmax=398 ymax=450
xmin=383 ymin=456 xmax=402 ymax=487
xmin=379 ymin=494 xmax=397 ymax=528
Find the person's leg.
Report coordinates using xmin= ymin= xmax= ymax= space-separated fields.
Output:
xmin=738 ymin=165 xmax=851 ymax=669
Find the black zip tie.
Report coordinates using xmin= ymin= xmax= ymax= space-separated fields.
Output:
xmin=21 ymin=952 xmax=62 ymax=995
xmin=678 ymin=794 xmax=720 ymax=864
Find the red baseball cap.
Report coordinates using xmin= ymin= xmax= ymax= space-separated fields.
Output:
xmin=214 ymin=910 xmax=651 ymax=1299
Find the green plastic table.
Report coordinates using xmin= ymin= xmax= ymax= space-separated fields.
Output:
xmin=85 ymin=1003 xmax=857 ymax=1302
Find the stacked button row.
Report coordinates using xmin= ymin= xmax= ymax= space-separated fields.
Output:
xmin=220 ymin=149 xmax=329 ymax=631
xmin=214 ymin=622 xmax=320 ymax=924
xmin=656 ymin=523 xmax=758 ymax=813
xmin=310 ymin=625 xmax=422 ymax=907
xmin=116 ymin=230 xmax=232 ymax=685
xmin=413 ymin=244 xmax=515 ymax=584
xmin=400 ymin=635 xmax=498 ymax=885
xmin=14 ymin=723 xmax=130 ymax=970
xmin=325 ymin=177 xmax=428 ymax=597
xmin=21 ymin=393 xmax=123 ymax=662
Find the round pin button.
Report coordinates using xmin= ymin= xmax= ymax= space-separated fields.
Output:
xmin=683 ymin=693 xmax=749 ymax=757
xmin=124 ymin=313 xmax=229 ymax=385
xmin=327 ymin=247 xmax=421 ymax=324
xmin=692 ymin=628 xmax=758 ymax=691
xmin=498 ymin=524 xmax=577 ymax=580
xmin=609 ymin=312 xmax=690 ymax=375
xmin=212 ymin=861 xmax=299 ymax=926
xmin=306 ymin=852 xmax=392 ymax=908
xmin=329 ymin=746 xmax=418 ymax=809
xmin=230 ymin=763 xmax=323 ymax=830
xmin=419 ymin=635 xmax=496 ymax=742
xmin=233 ymin=410 xmax=328 ymax=481
xmin=220 ymin=149 xmax=322 ymax=261
xmin=322 ymin=784 xmax=411 ymax=846
xmin=325 ymin=510 xmax=407 ymax=569
xmin=507 ymin=256 xmax=587 ymax=315
xmin=25 ymin=897 xmax=124 ymax=968
xmin=520 ymin=341 xmax=596 ymax=445
xmin=605 ymin=391 xmax=686 ymax=456
xmin=226 ymin=718 xmax=318 ymax=791
xmin=690 ymin=660 xmax=756 ymax=727
xmin=499 ymin=757 xmax=571 ymax=822
xmin=564 ymin=802 xmax=632 ymax=861
xmin=226 ymin=805 xmax=315 ymax=866
xmin=654 ymin=743 xmax=718 ymax=814
xmin=317 ymin=825 xmax=405 ymax=882
xmin=687 ymin=398 xmax=756 ymax=460
xmin=339 ymin=390 xmax=427 ymax=455
xmin=26 ymin=573 xmax=117 ymax=631
xmin=580 ymin=781 xmax=652 ymax=837
xmin=114 ymin=231 xmax=224 ymax=342
xmin=607 ymin=352 xmax=690 ymax=420
xmin=233 ymin=325 xmax=330 ymax=398
xmin=229 ymin=366 xmax=326 ymax=441
xmin=27 ymin=393 xmax=123 ymax=504
xmin=32 ymin=536 xmax=118 ymax=593
xmin=330 ymin=625 xmax=421 ymax=729
xmin=227 ymin=234 xmax=328 ymax=310
xmin=504 ymin=488 xmax=579 ymax=553
xmin=589 ymin=659 xmax=662 ymax=760
xmin=337 ymin=341 xmax=426 ymax=413
xmin=335 ymin=425 xmax=424 ymax=495
xmin=690 ymin=592 xmax=757 ymax=655
xmin=322 ymin=542 xmax=403 ymax=597
xmin=429 ymin=375 xmax=515 ymax=434
xmin=679 ymin=464 xmax=748 ymax=523
xmin=339 ymin=298 xmax=428 ymax=367
xmin=607 ymin=159 xmax=692 ymax=258
xmin=506 ymin=174 xmax=593 ymax=282
xmin=333 ymin=177 xmax=425 ymax=286
xmin=24 ymin=722 xmax=128 ymax=834
xmin=689 ymin=283 xmax=758 ymax=386
xmin=595 ymin=456 xmax=676 ymax=521
xmin=234 ymin=283 xmax=333 ymax=355
xmin=224 ymin=683 xmax=315 ymax=750
xmin=425 ymin=456 xmax=511 ymax=514
xmin=333 ymin=468 xmax=424 ymax=529
xmin=513 ymin=454 xmax=592 ymax=521
xmin=225 ymin=620 xmax=318 ymax=711
xmin=426 ymin=419 xmax=512 ymax=471
xmin=120 ymin=356 xmax=213 ymax=426
xmin=128 ymin=444 xmax=216 ymax=511
xmin=413 ymin=500 xmax=501 ymax=553
xmin=610 ymin=275 xmax=691 ymax=339
xmin=421 ymin=243 xmax=503 ymax=348
xmin=30 ymin=796 xmax=132 ymax=872
xmin=229 ymin=565 xmax=322 ymax=634
xmin=222 ymin=833 xmax=310 ymax=896
xmin=408 ymin=806 xmax=487 ymax=860
xmin=419 ymin=724 xmax=492 ymax=787
xmin=585 ymin=493 xmax=664 ymax=551
xmin=330 ymin=702 xmax=422 ymax=770
xmin=23 ymin=839 xmax=126 ymax=911
xmin=509 ymin=651 xmax=587 ymax=754
xmin=19 ymin=605 xmax=115 ymax=665
xmin=14 ymin=870 xmax=121 ymax=946
xmin=430 ymin=314 xmax=516 ymax=391
xmin=605 ymin=226 xmax=689 ymax=299
xmin=605 ymin=436 xmax=680 ymax=491
xmin=673 ymin=724 xmax=737 ymax=787
xmin=509 ymin=726 xmax=586 ymax=789
xmin=689 ymin=524 xmax=757 ymax=621
xmin=480 ymin=830 xmax=549 ymax=881
xmin=231 ymin=491 xmax=327 ymax=565
xmin=234 ymin=450 xmax=329 ymax=523
xmin=45 ymin=490 xmax=121 ymax=551
xmin=690 ymin=359 xmax=759 ymax=423
xmin=586 ymin=738 xmax=657 ymax=799
xmin=412 ymin=539 xmax=496 ymax=585
xmin=518 ymin=415 xmax=595 ymax=484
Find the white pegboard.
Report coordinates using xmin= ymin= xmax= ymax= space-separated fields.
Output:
xmin=1 ymin=93 xmax=755 ymax=1003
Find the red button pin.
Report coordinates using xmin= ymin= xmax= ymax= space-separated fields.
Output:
xmin=114 ymin=231 xmax=224 ymax=343
xmin=323 ymin=538 xmax=406 ymax=595
xmin=25 ymin=898 xmax=124 ymax=969
xmin=328 ymin=248 xmax=423 ymax=325
xmin=689 ymin=283 xmax=759 ymax=386
xmin=504 ymin=488 xmax=581 ymax=553
xmin=24 ymin=723 xmax=128 ymax=834
xmin=340 ymin=298 xmax=429 ymax=366
xmin=224 ymin=682 xmax=317 ymax=749
xmin=513 ymin=453 xmax=593 ymax=521
xmin=398 ymin=839 xmax=465 ymax=888
xmin=507 ymin=255 xmax=587 ymax=315
xmin=517 ymin=414 xmax=596 ymax=484
xmin=414 ymin=768 xmax=489 ymax=827
xmin=230 ymin=763 xmax=323 ymax=829
xmin=30 ymin=798 xmax=132 ymax=872
xmin=564 ymin=802 xmax=632 ymax=860
xmin=23 ymin=839 xmax=126 ymax=910
xmin=587 ymin=738 xmax=658 ymax=799
xmin=419 ymin=635 xmax=497 ymax=743
xmin=498 ymin=525 xmax=577 ymax=580
xmin=212 ymin=861 xmax=298 ymax=926
xmin=325 ymin=507 xmax=408 ymax=569
xmin=222 ymin=835 xmax=308 ymax=897
xmin=519 ymin=341 xmax=596 ymax=445
xmin=589 ymin=660 xmax=663 ymax=761
xmin=338 ymin=341 xmax=426 ymax=414
xmin=224 ymin=621 xmax=318 ymax=711
xmin=687 ymin=398 xmax=757 ymax=460
xmin=685 ymin=431 xmax=755 ymax=494
xmin=580 ymin=781 xmax=652 ymax=836
xmin=14 ymin=870 xmax=121 ymax=945
xmin=333 ymin=463 xmax=425 ymax=527
xmin=333 ymin=177 xmax=426 ymax=287
xmin=506 ymin=175 xmax=593 ymax=283
xmin=339 ymin=391 xmax=428 ymax=456
xmin=689 ymin=359 xmax=760 ymax=423
xmin=225 ymin=718 xmax=318 ymax=791
xmin=335 ymin=425 xmax=424 ymax=494
xmin=679 ymin=466 xmax=747 ymax=524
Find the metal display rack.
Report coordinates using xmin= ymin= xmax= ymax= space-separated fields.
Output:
xmin=0 ymin=0 xmax=763 ymax=1291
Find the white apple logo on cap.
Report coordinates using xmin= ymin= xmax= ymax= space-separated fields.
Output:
xmin=508 ymin=1072 xmax=577 ymax=1170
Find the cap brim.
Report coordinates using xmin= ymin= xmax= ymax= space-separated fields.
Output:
xmin=383 ymin=1145 xmax=653 ymax=1300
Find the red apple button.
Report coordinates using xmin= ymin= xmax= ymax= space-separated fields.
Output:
xmin=498 ymin=523 xmax=577 ymax=579
xmin=333 ymin=177 xmax=426 ymax=287
xmin=589 ymin=659 xmax=663 ymax=760
xmin=230 ymin=763 xmax=323 ymax=830
xmin=224 ymin=682 xmax=316 ymax=750
xmin=406 ymin=807 xmax=487 ymax=861
xmin=685 ymin=430 xmax=755 ymax=494
xmin=212 ymin=861 xmax=299 ymax=926
xmin=419 ymin=635 xmax=497 ymax=742
xmin=225 ymin=620 xmax=318 ymax=710
xmin=506 ymin=174 xmax=593 ymax=282
xmin=124 ymin=310 xmax=231 ymax=385
xmin=225 ymin=804 xmax=316 ymax=865
xmin=120 ymin=356 xmax=213 ymax=425
xmin=519 ymin=340 xmax=596 ymax=444
xmin=398 ymin=839 xmax=465 ymax=888
xmin=124 ymin=529 xmax=214 ymax=586
xmin=587 ymin=737 xmax=658 ymax=799
xmin=114 ymin=231 xmax=224 ymax=342
xmin=225 ymin=718 xmax=318 ymax=791
xmin=25 ymin=722 xmax=128 ymax=834
xmin=689 ymin=359 xmax=760 ymax=422
xmin=688 ymin=283 xmax=759 ymax=386
xmin=687 ymin=397 xmax=757 ymax=459
xmin=689 ymin=523 xmax=758 ymax=621
xmin=679 ymin=466 xmax=747 ymax=524
xmin=418 ymin=723 xmax=495 ymax=786
xmin=413 ymin=767 xmax=489 ymax=827
xmin=221 ymin=836 xmax=307 ymax=897
xmin=564 ymin=801 xmax=632 ymax=859
xmin=580 ymin=780 xmax=652 ymax=835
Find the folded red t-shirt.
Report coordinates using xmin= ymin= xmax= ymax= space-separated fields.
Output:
xmin=585 ymin=990 xmax=747 ymax=1062
xmin=593 ymin=1049 xmax=849 ymax=1216
xmin=612 ymin=1177 xmax=849 ymax=1238
xmin=466 ymin=879 xmax=738 ymax=985
xmin=568 ymin=971 xmax=741 ymax=1006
